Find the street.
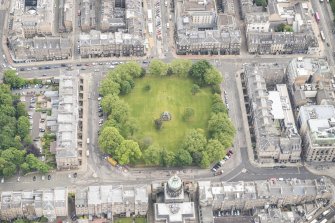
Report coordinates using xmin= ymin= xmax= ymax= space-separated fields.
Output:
xmin=0 ymin=57 xmax=321 ymax=191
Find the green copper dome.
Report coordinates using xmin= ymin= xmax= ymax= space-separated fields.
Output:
xmin=167 ymin=175 xmax=182 ymax=192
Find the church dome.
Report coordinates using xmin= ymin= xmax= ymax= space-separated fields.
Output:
xmin=167 ymin=175 xmax=182 ymax=197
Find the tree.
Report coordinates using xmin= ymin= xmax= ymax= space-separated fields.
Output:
xmin=191 ymin=84 xmax=200 ymax=95
xmin=275 ymin=23 xmax=293 ymax=32
xmin=175 ymin=149 xmax=193 ymax=166
xmin=120 ymin=80 xmax=132 ymax=95
xmin=181 ymin=129 xmax=207 ymax=153
xmin=160 ymin=148 xmax=175 ymax=166
xmin=20 ymin=162 xmax=30 ymax=173
xmin=166 ymin=67 xmax=174 ymax=76
xmin=208 ymin=112 xmax=235 ymax=137
xmin=204 ymin=67 xmax=223 ymax=85
xmin=148 ymin=59 xmax=169 ymax=76
xmin=182 ymin=107 xmax=195 ymax=121
xmin=189 ymin=60 xmax=211 ymax=86
xmin=212 ymin=84 xmax=221 ymax=94
xmin=17 ymin=116 xmax=30 ymax=139
xmin=119 ymin=61 xmax=142 ymax=78
xmin=3 ymin=70 xmax=26 ymax=89
xmin=101 ymin=94 xmax=120 ymax=115
xmin=143 ymin=144 xmax=161 ymax=165
xmin=25 ymin=154 xmax=50 ymax=173
xmin=206 ymin=139 xmax=225 ymax=163
xmin=16 ymin=102 xmax=28 ymax=118
xmin=109 ymin=100 xmax=129 ymax=124
xmin=212 ymin=131 xmax=235 ymax=148
xmin=2 ymin=163 xmax=16 ymax=176
xmin=255 ymin=0 xmax=267 ymax=6
xmin=114 ymin=140 xmax=142 ymax=165
xmin=170 ymin=59 xmax=192 ymax=77
xmin=212 ymin=94 xmax=226 ymax=113
xmin=154 ymin=118 xmax=163 ymax=130
xmin=200 ymin=151 xmax=211 ymax=168
xmin=1 ymin=147 xmax=26 ymax=167
xmin=26 ymin=144 xmax=40 ymax=157
xmin=98 ymin=127 xmax=124 ymax=155
xmin=140 ymin=67 xmax=146 ymax=77
xmin=99 ymin=78 xmax=121 ymax=96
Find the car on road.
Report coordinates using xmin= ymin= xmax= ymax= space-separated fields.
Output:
xmin=98 ymin=96 xmax=102 ymax=101
xmin=48 ymin=175 xmax=51 ymax=180
xmin=73 ymin=172 xmax=77 ymax=178
xmin=41 ymin=175 xmax=45 ymax=180
xmin=228 ymin=150 xmax=234 ymax=154
xmin=1 ymin=178 xmax=4 ymax=183
xmin=211 ymin=162 xmax=221 ymax=172
xmin=33 ymin=176 xmax=36 ymax=181
xmin=214 ymin=170 xmax=224 ymax=176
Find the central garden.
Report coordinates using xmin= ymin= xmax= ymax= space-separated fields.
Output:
xmin=123 ymin=76 xmax=212 ymax=151
xmin=98 ymin=59 xmax=235 ymax=167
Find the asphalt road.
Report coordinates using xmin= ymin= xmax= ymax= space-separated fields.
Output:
xmin=0 ymin=10 xmax=6 ymax=74
xmin=0 ymin=58 xmax=321 ymax=191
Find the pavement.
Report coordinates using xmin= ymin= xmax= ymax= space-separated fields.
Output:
xmin=0 ymin=58 xmax=321 ymax=191
xmin=0 ymin=0 xmax=334 ymax=191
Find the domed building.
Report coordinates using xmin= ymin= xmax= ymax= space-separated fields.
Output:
xmin=165 ymin=175 xmax=183 ymax=198
xmin=153 ymin=175 xmax=196 ymax=223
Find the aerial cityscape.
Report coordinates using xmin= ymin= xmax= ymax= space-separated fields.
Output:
xmin=1 ymin=0 xmax=335 ymax=222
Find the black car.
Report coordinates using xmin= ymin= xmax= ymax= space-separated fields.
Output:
xmin=73 ymin=172 xmax=77 ymax=178
xmin=61 ymin=64 xmax=67 ymax=67
xmin=47 ymin=175 xmax=51 ymax=180
xmin=33 ymin=176 xmax=36 ymax=181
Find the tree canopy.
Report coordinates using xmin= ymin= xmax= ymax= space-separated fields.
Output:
xmin=114 ymin=140 xmax=142 ymax=165
xmin=0 ymin=81 xmax=49 ymax=177
xmin=3 ymin=70 xmax=26 ymax=89
xmin=148 ymin=59 xmax=169 ymax=76
xmin=98 ymin=127 xmax=124 ymax=155
xmin=98 ymin=59 xmax=235 ymax=168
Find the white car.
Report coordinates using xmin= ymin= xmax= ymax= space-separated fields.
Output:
xmin=98 ymin=96 xmax=102 ymax=101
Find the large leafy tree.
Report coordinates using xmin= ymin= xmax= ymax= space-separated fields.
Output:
xmin=175 ymin=149 xmax=193 ymax=166
xmin=148 ymin=59 xmax=169 ymax=76
xmin=143 ymin=144 xmax=162 ymax=165
xmin=17 ymin=116 xmax=30 ymax=139
xmin=100 ymin=94 xmax=121 ymax=115
xmin=25 ymin=154 xmax=50 ymax=173
xmin=98 ymin=127 xmax=124 ymax=155
xmin=170 ymin=59 xmax=192 ymax=77
xmin=99 ymin=78 xmax=121 ymax=96
xmin=208 ymin=112 xmax=235 ymax=137
xmin=204 ymin=67 xmax=223 ymax=85
xmin=160 ymin=148 xmax=175 ymax=167
xmin=206 ymin=139 xmax=226 ymax=162
xmin=181 ymin=129 xmax=207 ymax=153
xmin=16 ymin=102 xmax=28 ymax=117
xmin=188 ymin=60 xmax=211 ymax=86
xmin=114 ymin=140 xmax=142 ymax=165
xmin=3 ymin=70 xmax=26 ymax=89
xmin=200 ymin=151 xmax=211 ymax=168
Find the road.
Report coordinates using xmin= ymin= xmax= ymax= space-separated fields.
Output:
xmin=0 ymin=10 xmax=7 ymax=75
xmin=311 ymin=0 xmax=335 ymax=65
xmin=0 ymin=58 xmax=320 ymax=191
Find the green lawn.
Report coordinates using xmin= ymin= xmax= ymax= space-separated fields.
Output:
xmin=114 ymin=218 xmax=133 ymax=223
xmin=123 ymin=76 xmax=212 ymax=151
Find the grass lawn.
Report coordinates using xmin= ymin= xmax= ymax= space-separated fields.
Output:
xmin=123 ymin=76 xmax=212 ymax=151
xmin=135 ymin=217 xmax=147 ymax=223
xmin=114 ymin=218 xmax=133 ymax=223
